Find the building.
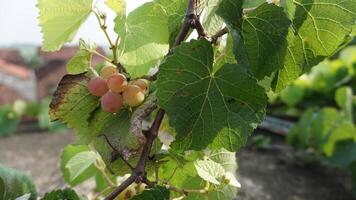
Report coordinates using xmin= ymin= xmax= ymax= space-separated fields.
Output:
xmin=0 ymin=46 xmax=107 ymax=104
xmin=0 ymin=51 xmax=37 ymax=104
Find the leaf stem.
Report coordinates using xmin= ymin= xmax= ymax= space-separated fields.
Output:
xmin=98 ymin=165 xmax=116 ymax=187
xmin=89 ymin=50 xmax=113 ymax=63
xmin=166 ymin=184 xmax=208 ymax=195
xmin=93 ymin=10 xmax=114 ymax=47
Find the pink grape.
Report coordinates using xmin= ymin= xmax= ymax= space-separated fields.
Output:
xmin=108 ymin=74 xmax=128 ymax=93
xmin=123 ymin=85 xmax=145 ymax=107
xmin=88 ymin=77 xmax=109 ymax=97
xmin=100 ymin=66 xmax=118 ymax=79
xmin=130 ymin=79 xmax=149 ymax=94
xmin=101 ymin=91 xmax=123 ymax=113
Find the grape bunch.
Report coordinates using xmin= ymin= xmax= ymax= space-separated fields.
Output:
xmin=87 ymin=66 xmax=149 ymax=113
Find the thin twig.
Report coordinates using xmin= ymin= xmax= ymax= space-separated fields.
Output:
xmin=89 ymin=50 xmax=112 ymax=63
xmin=99 ymin=134 xmax=134 ymax=170
xmin=192 ymin=15 xmax=207 ymax=38
xmin=104 ymin=175 xmax=136 ymax=200
xmin=93 ymin=10 xmax=114 ymax=47
xmin=104 ymin=110 xmax=165 ymax=200
xmin=211 ymin=27 xmax=229 ymax=44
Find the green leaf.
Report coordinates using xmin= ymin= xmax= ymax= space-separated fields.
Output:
xmin=183 ymin=176 xmax=237 ymax=200
xmin=61 ymin=145 xmax=98 ymax=186
xmin=115 ymin=2 xmax=169 ymax=77
xmin=216 ymin=0 xmax=243 ymax=29
xmin=205 ymin=148 xmax=237 ymax=173
xmin=243 ymin=0 xmax=265 ymax=8
xmin=15 ymin=193 xmax=31 ymax=200
xmin=158 ymin=149 xmax=239 ymax=200
xmin=157 ymin=39 xmax=266 ymax=152
xmin=89 ymin=108 xmax=142 ymax=157
xmin=88 ymin=108 xmax=146 ymax=175
xmin=66 ymin=40 xmax=95 ymax=75
xmin=322 ymin=122 xmax=356 ymax=157
xmin=0 ymin=177 xmax=4 ymax=200
xmin=195 ymin=159 xmax=225 ymax=185
xmin=0 ymin=165 xmax=37 ymax=200
xmin=106 ymin=0 xmax=125 ymax=14
xmin=280 ymin=84 xmax=305 ymax=106
xmin=131 ymin=186 xmax=170 ymax=200
xmin=220 ymin=2 xmax=291 ymax=79
xmin=224 ymin=171 xmax=241 ymax=188
xmin=158 ymin=154 xmax=198 ymax=188
xmin=287 ymin=109 xmax=315 ymax=148
xmin=241 ymin=3 xmax=291 ymax=79
xmin=66 ymin=151 xmax=98 ymax=181
xmin=272 ymin=0 xmax=356 ymax=91
xmin=214 ymin=35 xmax=237 ymax=72
xmin=155 ymin=0 xmax=187 ymax=47
xmin=49 ymin=73 xmax=99 ymax=143
xmin=335 ymin=86 xmax=353 ymax=122
xmin=288 ymin=107 xmax=356 ymax=156
xmin=201 ymin=0 xmax=224 ymax=35
xmin=328 ymin=140 xmax=356 ymax=168
xmin=41 ymin=188 xmax=80 ymax=200
xmin=37 ymin=0 xmax=93 ymax=51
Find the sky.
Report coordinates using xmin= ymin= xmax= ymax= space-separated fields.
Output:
xmin=0 ymin=0 xmax=150 ymax=46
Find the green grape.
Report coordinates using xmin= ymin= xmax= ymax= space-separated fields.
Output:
xmin=123 ymin=85 xmax=145 ymax=107
xmin=100 ymin=66 xmax=118 ymax=79
xmin=101 ymin=91 xmax=123 ymax=113
xmin=88 ymin=77 xmax=109 ymax=97
xmin=108 ymin=74 xmax=128 ymax=93
xmin=131 ymin=79 xmax=149 ymax=94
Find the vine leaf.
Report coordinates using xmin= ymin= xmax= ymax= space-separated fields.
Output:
xmin=0 ymin=177 xmax=4 ymax=200
xmin=66 ymin=39 xmax=95 ymax=75
xmin=61 ymin=145 xmax=98 ymax=186
xmin=335 ymin=86 xmax=353 ymax=122
xmin=14 ymin=193 xmax=31 ymax=200
xmin=218 ymin=2 xmax=291 ymax=79
xmin=37 ymin=0 xmax=93 ymax=51
xmin=157 ymin=39 xmax=266 ymax=152
xmin=206 ymin=148 xmax=237 ymax=173
xmin=88 ymin=108 xmax=144 ymax=172
xmin=194 ymin=159 xmax=225 ymax=185
xmin=159 ymin=148 xmax=239 ymax=200
xmin=272 ymin=0 xmax=356 ymax=91
xmin=130 ymin=186 xmax=170 ymax=200
xmin=219 ymin=0 xmax=356 ymax=91
xmin=66 ymin=151 xmax=97 ymax=181
xmin=155 ymin=0 xmax=187 ymax=47
xmin=0 ymin=165 xmax=37 ymax=200
xmin=114 ymin=2 xmax=169 ymax=78
xmin=241 ymin=3 xmax=291 ymax=79
xmin=216 ymin=0 xmax=243 ymax=29
xmin=200 ymin=0 xmax=225 ymax=35
xmin=106 ymin=0 xmax=125 ymax=15
xmin=288 ymin=108 xmax=356 ymax=157
xmin=41 ymin=188 xmax=80 ymax=200
xmin=49 ymin=73 xmax=99 ymax=142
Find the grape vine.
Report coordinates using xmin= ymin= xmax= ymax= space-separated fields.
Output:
xmin=32 ymin=0 xmax=356 ymax=199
